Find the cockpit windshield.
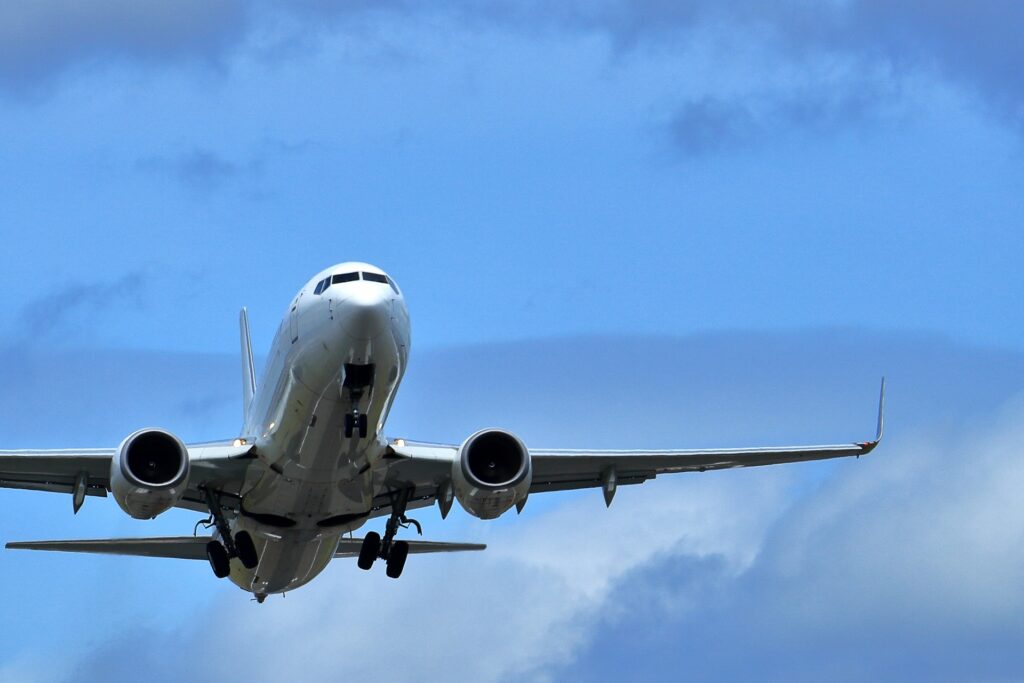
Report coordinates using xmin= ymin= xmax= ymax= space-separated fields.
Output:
xmin=314 ymin=271 xmax=400 ymax=295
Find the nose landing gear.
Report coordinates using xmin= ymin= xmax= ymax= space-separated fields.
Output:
xmin=356 ymin=488 xmax=420 ymax=579
xmin=342 ymin=363 xmax=374 ymax=439
xmin=344 ymin=412 xmax=369 ymax=439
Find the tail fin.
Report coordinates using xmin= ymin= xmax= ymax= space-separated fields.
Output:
xmin=240 ymin=307 xmax=257 ymax=421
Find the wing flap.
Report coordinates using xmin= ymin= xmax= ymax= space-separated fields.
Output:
xmin=6 ymin=536 xmax=212 ymax=560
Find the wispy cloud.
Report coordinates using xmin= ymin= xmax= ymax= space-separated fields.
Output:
xmin=669 ymin=82 xmax=897 ymax=156
xmin=135 ymin=140 xmax=313 ymax=193
xmin=136 ymin=149 xmax=256 ymax=192
xmin=16 ymin=271 xmax=148 ymax=341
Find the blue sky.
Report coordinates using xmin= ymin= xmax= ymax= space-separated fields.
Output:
xmin=1 ymin=2 xmax=1023 ymax=681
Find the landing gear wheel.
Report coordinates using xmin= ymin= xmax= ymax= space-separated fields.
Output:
xmin=235 ymin=530 xmax=259 ymax=569
xmin=344 ymin=414 xmax=355 ymax=438
xmin=206 ymin=540 xmax=230 ymax=578
xmin=357 ymin=414 xmax=368 ymax=438
xmin=357 ymin=531 xmax=381 ymax=570
xmin=385 ymin=540 xmax=409 ymax=579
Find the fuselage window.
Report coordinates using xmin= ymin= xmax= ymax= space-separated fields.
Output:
xmin=362 ymin=272 xmax=388 ymax=284
xmin=332 ymin=272 xmax=359 ymax=284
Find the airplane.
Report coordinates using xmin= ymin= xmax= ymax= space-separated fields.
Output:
xmin=0 ymin=262 xmax=885 ymax=602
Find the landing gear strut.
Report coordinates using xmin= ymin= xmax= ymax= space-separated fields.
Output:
xmin=201 ymin=487 xmax=259 ymax=578
xmin=356 ymin=487 xmax=420 ymax=579
xmin=343 ymin=412 xmax=368 ymax=439
xmin=342 ymin=363 xmax=374 ymax=439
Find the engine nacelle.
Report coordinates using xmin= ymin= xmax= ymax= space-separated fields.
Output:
xmin=452 ymin=429 xmax=531 ymax=520
xmin=110 ymin=428 xmax=190 ymax=519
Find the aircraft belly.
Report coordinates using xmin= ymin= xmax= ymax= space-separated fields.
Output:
xmin=241 ymin=319 xmax=404 ymax=525
xmin=228 ymin=519 xmax=340 ymax=594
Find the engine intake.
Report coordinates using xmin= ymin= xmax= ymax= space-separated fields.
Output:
xmin=453 ymin=429 xmax=531 ymax=520
xmin=110 ymin=428 xmax=189 ymax=519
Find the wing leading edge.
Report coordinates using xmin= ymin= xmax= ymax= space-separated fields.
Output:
xmin=381 ymin=379 xmax=886 ymax=507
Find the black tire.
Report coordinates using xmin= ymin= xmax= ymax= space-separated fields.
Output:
xmin=343 ymin=414 xmax=354 ymax=438
xmin=385 ymin=540 xmax=409 ymax=579
xmin=206 ymin=540 xmax=230 ymax=579
xmin=357 ymin=532 xmax=380 ymax=571
xmin=235 ymin=531 xmax=259 ymax=570
xmin=357 ymin=414 xmax=368 ymax=438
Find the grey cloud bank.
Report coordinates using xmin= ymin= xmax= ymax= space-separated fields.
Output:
xmin=0 ymin=0 xmax=248 ymax=93
xmin=3 ymin=1 xmax=1022 ymax=133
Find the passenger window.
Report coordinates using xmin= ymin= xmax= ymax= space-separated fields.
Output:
xmin=362 ymin=272 xmax=388 ymax=284
xmin=333 ymin=272 xmax=359 ymax=284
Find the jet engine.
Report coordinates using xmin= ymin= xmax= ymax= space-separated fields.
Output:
xmin=452 ymin=429 xmax=531 ymax=520
xmin=110 ymin=428 xmax=190 ymax=519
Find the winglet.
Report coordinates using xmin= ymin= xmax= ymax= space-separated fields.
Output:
xmin=858 ymin=377 xmax=885 ymax=453
xmin=875 ymin=376 xmax=886 ymax=443
xmin=240 ymin=307 xmax=257 ymax=422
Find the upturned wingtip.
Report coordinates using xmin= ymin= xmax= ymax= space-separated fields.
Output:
xmin=875 ymin=377 xmax=886 ymax=443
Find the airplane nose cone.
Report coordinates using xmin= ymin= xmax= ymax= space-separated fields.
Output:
xmin=339 ymin=287 xmax=391 ymax=340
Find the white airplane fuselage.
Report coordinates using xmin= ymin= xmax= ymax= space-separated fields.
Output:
xmin=226 ymin=262 xmax=410 ymax=595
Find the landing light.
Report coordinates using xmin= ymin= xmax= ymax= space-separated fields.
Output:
xmin=233 ymin=438 xmax=247 ymax=447
xmin=395 ymin=439 xmax=406 ymax=447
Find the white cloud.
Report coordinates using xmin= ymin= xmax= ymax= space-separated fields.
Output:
xmin=195 ymin=469 xmax=793 ymax=683
xmin=760 ymin=401 xmax=1024 ymax=630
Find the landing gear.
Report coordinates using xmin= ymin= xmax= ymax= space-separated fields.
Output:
xmin=357 ymin=488 xmax=420 ymax=579
xmin=206 ymin=540 xmax=230 ymax=578
xmin=357 ymin=531 xmax=380 ymax=570
xmin=386 ymin=540 xmax=409 ymax=579
xmin=342 ymin=363 xmax=374 ymax=440
xmin=234 ymin=530 xmax=259 ymax=570
xmin=344 ymin=412 xmax=368 ymax=439
xmin=201 ymin=487 xmax=260 ymax=579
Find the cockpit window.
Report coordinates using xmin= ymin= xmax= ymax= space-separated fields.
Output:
xmin=362 ymin=272 xmax=388 ymax=284
xmin=314 ymin=279 xmax=325 ymax=295
xmin=332 ymin=272 xmax=359 ymax=284
xmin=386 ymin=276 xmax=400 ymax=295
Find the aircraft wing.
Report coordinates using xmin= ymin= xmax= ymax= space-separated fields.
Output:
xmin=376 ymin=379 xmax=884 ymax=512
xmin=0 ymin=440 xmax=257 ymax=514
xmin=6 ymin=536 xmax=212 ymax=559
xmin=6 ymin=535 xmax=486 ymax=560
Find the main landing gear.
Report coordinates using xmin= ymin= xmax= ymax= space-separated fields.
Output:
xmin=201 ymin=487 xmax=259 ymax=579
xmin=357 ymin=488 xmax=420 ymax=579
